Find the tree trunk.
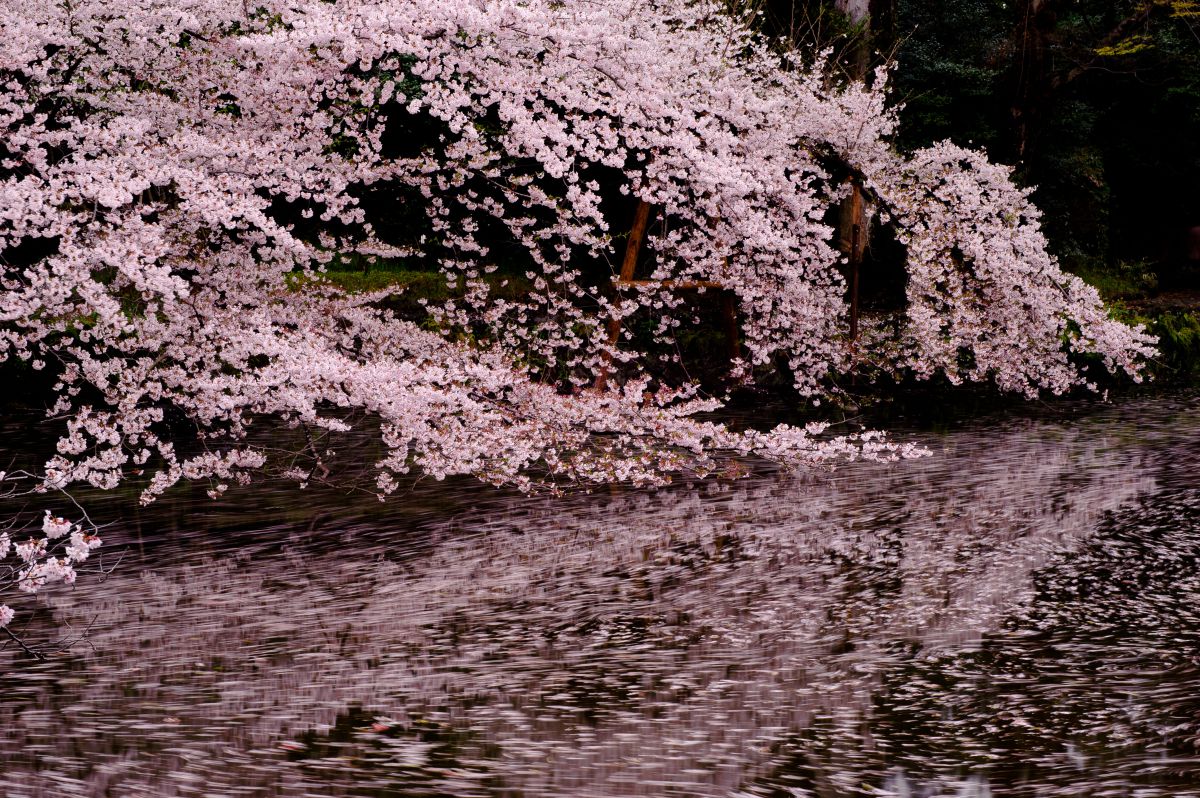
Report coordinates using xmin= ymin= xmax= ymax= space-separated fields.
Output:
xmin=1011 ymin=0 xmax=1057 ymax=159
xmin=868 ymin=0 xmax=896 ymax=54
xmin=835 ymin=0 xmax=873 ymax=351
xmin=836 ymin=0 xmax=871 ymax=78
xmin=836 ymin=0 xmax=870 ymax=25
xmin=594 ymin=200 xmax=653 ymax=390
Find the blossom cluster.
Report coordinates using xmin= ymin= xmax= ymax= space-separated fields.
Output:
xmin=0 ymin=510 xmax=101 ymax=632
xmin=0 ymin=0 xmax=1153 ymax=499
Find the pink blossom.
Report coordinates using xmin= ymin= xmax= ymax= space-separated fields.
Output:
xmin=42 ymin=511 xmax=73 ymax=540
xmin=0 ymin=0 xmax=1153 ymax=504
xmin=15 ymin=538 xmax=46 ymax=565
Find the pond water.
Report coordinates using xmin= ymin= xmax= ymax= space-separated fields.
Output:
xmin=2 ymin=393 xmax=1200 ymax=797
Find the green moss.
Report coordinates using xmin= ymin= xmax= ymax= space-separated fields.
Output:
xmin=288 ymin=268 xmax=452 ymax=298
xmin=288 ymin=267 xmax=529 ymax=301
xmin=1150 ymin=311 xmax=1200 ymax=381
xmin=1073 ymin=260 xmax=1158 ymax=302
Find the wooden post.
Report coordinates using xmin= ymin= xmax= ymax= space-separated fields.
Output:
xmin=619 ymin=200 xmax=653 ymax=285
xmin=595 ymin=199 xmax=653 ymax=390
xmin=594 ymin=200 xmax=746 ymax=390
xmin=847 ymin=183 xmax=863 ymax=352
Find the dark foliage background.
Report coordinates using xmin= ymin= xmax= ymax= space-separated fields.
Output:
xmin=754 ymin=0 xmax=1200 ymax=285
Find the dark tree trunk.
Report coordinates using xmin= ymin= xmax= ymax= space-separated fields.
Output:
xmin=835 ymin=0 xmax=875 ymax=350
xmin=868 ymin=0 xmax=896 ymax=52
xmin=1011 ymin=0 xmax=1058 ymax=159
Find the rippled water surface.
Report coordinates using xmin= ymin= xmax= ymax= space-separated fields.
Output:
xmin=3 ymin=394 xmax=1200 ymax=797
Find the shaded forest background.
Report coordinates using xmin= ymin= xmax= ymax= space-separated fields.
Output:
xmin=756 ymin=0 xmax=1200 ymax=294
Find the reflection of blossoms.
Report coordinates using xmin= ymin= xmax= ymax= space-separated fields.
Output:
xmin=4 ymin=403 xmax=1163 ymax=797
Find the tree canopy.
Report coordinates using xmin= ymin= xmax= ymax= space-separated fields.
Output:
xmin=0 ymin=0 xmax=1154 ymax=505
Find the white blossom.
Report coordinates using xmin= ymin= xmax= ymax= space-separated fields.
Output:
xmin=42 ymin=511 xmax=73 ymax=540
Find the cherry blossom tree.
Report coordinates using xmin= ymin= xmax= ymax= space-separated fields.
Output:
xmin=0 ymin=0 xmax=1154 ymax=508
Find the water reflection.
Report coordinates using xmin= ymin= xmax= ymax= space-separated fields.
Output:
xmin=2 ymin=395 xmax=1199 ymax=797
